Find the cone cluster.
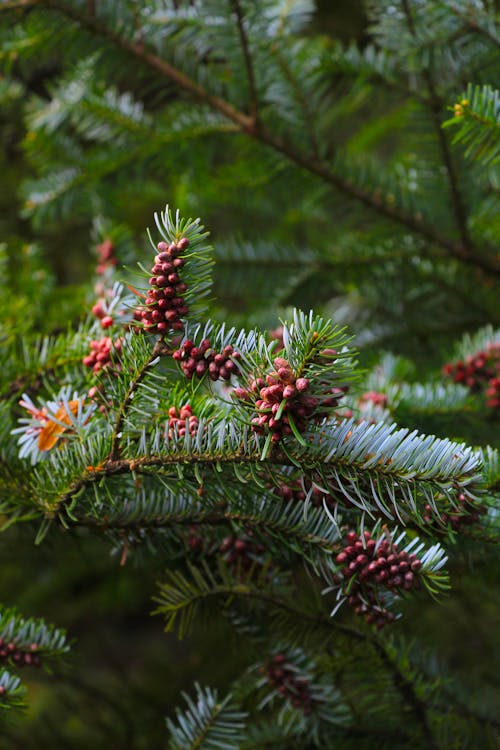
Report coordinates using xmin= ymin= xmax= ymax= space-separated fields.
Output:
xmin=424 ymin=491 xmax=485 ymax=531
xmin=443 ymin=343 xmax=500 ymax=411
xmin=335 ymin=530 xmax=423 ymax=629
xmin=264 ymin=654 xmax=315 ymax=715
xmin=359 ymin=390 xmax=388 ymax=407
xmin=166 ymin=404 xmax=199 ymax=440
xmin=219 ymin=534 xmax=264 ymax=572
xmin=485 ymin=377 xmax=500 ymax=410
xmin=96 ymin=238 xmax=117 ymax=275
xmin=92 ymin=301 xmax=114 ymax=329
xmin=173 ymin=338 xmax=241 ymax=380
xmin=186 ymin=524 xmax=204 ymax=553
xmin=0 ymin=638 xmax=41 ymax=668
xmin=139 ymin=238 xmax=190 ymax=334
xmin=234 ymin=357 xmax=346 ymax=445
xmin=83 ymin=336 xmax=122 ymax=373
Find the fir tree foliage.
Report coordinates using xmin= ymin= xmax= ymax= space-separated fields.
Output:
xmin=0 ymin=607 xmax=69 ymax=719
xmin=166 ymin=683 xmax=247 ymax=750
xmin=1 ymin=0 xmax=499 ymax=346
xmin=0 ymin=0 xmax=499 ymax=746
xmin=443 ymin=83 xmax=500 ymax=166
xmin=0 ymin=201 xmax=497 ymax=744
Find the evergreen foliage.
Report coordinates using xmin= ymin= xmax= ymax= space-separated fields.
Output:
xmin=0 ymin=0 xmax=499 ymax=747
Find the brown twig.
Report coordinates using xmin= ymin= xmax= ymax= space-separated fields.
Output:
xmin=37 ymin=0 xmax=500 ymax=278
xmin=402 ymin=0 xmax=473 ymax=255
xmin=230 ymin=0 xmax=259 ymax=123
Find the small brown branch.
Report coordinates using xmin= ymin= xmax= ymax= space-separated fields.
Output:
xmin=67 ymin=507 xmax=341 ymax=558
xmin=230 ymin=0 xmax=259 ymax=123
xmin=427 ymin=80 xmax=472 ymax=250
xmin=270 ymin=44 xmax=321 ymax=159
xmin=371 ymin=639 xmax=438 ymax=750
xmin=38 ymin=0 xmax=500 ymax=278
xmin=41 ymin=0 xmax=256 ymax=132
xmin=402 ymin=0 xmax=472 ymax=254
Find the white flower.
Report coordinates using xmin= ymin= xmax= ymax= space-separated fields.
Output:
xmin=12 ymin=387 xmax=95 ymax=464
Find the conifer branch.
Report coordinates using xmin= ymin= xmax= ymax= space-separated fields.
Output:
xmin=166 ymin=683 xmax=247 ymax=750
xmin=371 ymin=639 xmax=437 ymax=750
xmin=155 ymin=576 xmax=443 ymax=744
xmin=439 ymin=0 xmax=500 ymax=51
xmin=264 ymin=595 xmax=438 ymax=746
xmin=49 ymin=424 xmax=480 ymax=517
xmin=402 ymin=0 xmax=472 ymax=254
xmin=428 ymin=87 xmax=472 ymax=249
xmin=109 ymin=338 xmax=172 ymax=461
xmin=230 ymin=0 xmax=259 ymax=123
xmin=40 ymin=0 xmax=256 ymax=130
xmin=70 ymin=507 xmax=336 ymax=551
xmin=270 ymin=45 xmax=321 ymax=159
xmin=38 ymin=0 xmax=500 ymax=277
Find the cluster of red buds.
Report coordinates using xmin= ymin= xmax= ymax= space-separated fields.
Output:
xmin=0 ymin=638 xmax=41 ymax=668
xmin=185 ymin=525 xmax=204 ymax=554
xmin=485 ymin=377 xmax=500 ymax=410
xmin=219 ymin=534 xmax=264 ymax=573
xmin=96 ymin=238 xmax=118 ymax=275
xmin=234 ymin=357 xmax=347 ymax=444
xmin=424 ymin=492 xmax=485 ymax=531
xmin=275 ymin=478 xmax=335 ymax=510
xmin=173 ymin=339 xmax=241 ymax=381
xmin=262 ymin=654 xmax=316 ymax=715
xmin=166 ymin=404 xmax=199 ymax=440
xmin=138 ymin=238 xmax=190 ymax=334
xmin=443 ymin=343 xmax=500 ymax=411
xmin=334 ymin=530 xmax=423 ymax=629
xmin=83 ymin=336 xmax=122 ymax=374
xmin=359 ymin=391 xmax=388 ymax=408
xmin=91 ymin=301 xmax=114 ymax=329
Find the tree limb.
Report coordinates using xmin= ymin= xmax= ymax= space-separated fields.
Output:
xmin=39 ymin=0 xmax=500 ymax=278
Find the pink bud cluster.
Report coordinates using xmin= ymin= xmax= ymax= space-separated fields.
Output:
xmin=96 ymin=238 xmax=117 ymax=275
xmin=173 ymin=339 xmax=241 ymax=380
xmin=219 ymin=534 xmax=264 ymax=573
xmin=359 ymin=391 xmax=388 ymax=408
xmin=234 ymin=357 xmax=346 ymax=444
xmin=262 ymin=654 xmax=315 ymax=715
xmin=186 ymin=524 xmax=204 ymax=554
xmin=0 ymin=638 xmax=41 ymax=668
xmin=83 ymin=337 xmax=122 ymax=373
xmin=275 ymin=479 xmax=335 ymax=510
xmin=424 ymin=492 xmax=485 ymax=531
xmin=443 ymin=343 xmax=500 ymax=411
xmin=166 ymin=404 xmax=199 ymax=440
xmin=139 ymin=238 xmax=190 ymax=334
xmin=334 ymin=531 xmax=423 ymax=629
xmin=92 ymin=301 xmax=114 ymax=330
xmin=485 ymin=377 xmax=500 ymax=410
